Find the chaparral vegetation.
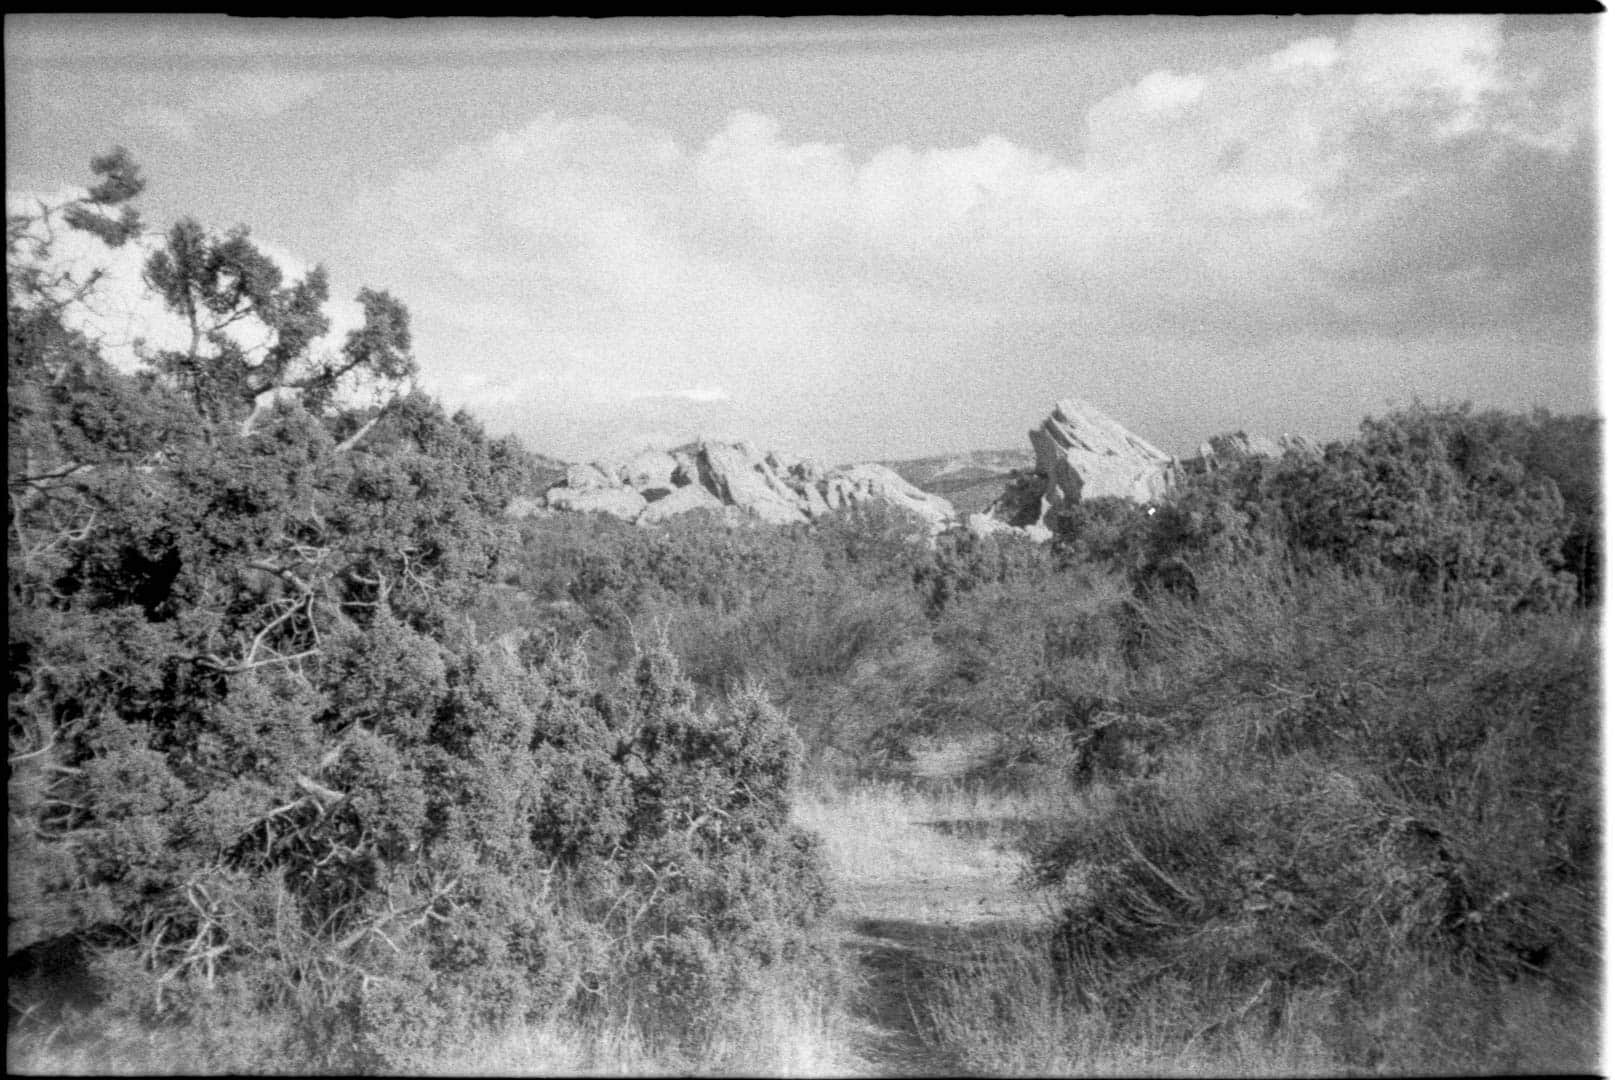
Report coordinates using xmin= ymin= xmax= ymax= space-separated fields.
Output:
xmin=10 ymin=152 xmax=1601 ymax=1075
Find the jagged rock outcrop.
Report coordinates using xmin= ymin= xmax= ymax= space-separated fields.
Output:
xmin=544 ymin=485 xmax=647 ymax=521
xmin=563 ymin=462 xmax=616 ymax=491
xmin=820 ymin=464 xmax=955 ymax=531
xmin=536 ymin=438 xmax=957 ymax=530
xmin=683 ymin=441 xmax=808 ymax=526
xmin=1187 ymin=430 xmax=1324 ymax=474
xmin=528 ymin=402 xmax=1323 ymax=543
xmin=1014 ymin=398 xmax=1179 ymax=528
xmin=635 ymin=482 xmax=725 ymax=525
xmin=1032 ymin=398 xmax=1178 ymax=507
xmin=614 ymin=450 xmax=678 ymax=498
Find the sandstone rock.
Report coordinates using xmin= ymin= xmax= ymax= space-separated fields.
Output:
xmin=688 ymin=441 xmax=809 ymax=526
xmin=544 ymin=485 xmax=646 ymax=521
xmin=612 ymin=450 xmax=679 ymax=495
xmin=1197 ymin=431 xmax=1282 ymax=463
xmin=1028 ymin=398 xmax=1178 ymax=522
xmin=635 ymin=483 xmax=725 ymax=525
xmin=1020 ymin=522 xmax=1054 ymax=545
xmin=797 ymin=483 xmax=832 ymax=519
xmin=966 ymin=512 xmax=1017 ymax=540
xmin=542 ymin=437 xmax=960 ymax=532
xmin=822 ymin=463 xmax=955 ymax=532
xmin=564 ymin=462 xmax=616 ymax=491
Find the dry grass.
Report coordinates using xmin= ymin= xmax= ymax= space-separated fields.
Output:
xmin=796 ymin=745 xmax=1603 ymax=1078
xmin=10 ymin=966 xmax=860 ymax=1078
xmin=14 ymin=754 xmax=1599 ymax=1076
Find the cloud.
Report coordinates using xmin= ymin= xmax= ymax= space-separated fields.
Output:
xmin=632 ymin=386 xmax=732 ymax=404
xmin=340 ymin=18 xmax=1591 ymax=459
xmin=127 ymin=71 xmax=326 ymax=143
xmin=18 ymin=15 xmax=1589 ymax=462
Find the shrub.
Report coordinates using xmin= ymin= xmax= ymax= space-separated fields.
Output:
xmin=8 ymin=152 xmax=833 ymax=1070
xmin=1029 ymin=563 xmax=1599 ymax=1064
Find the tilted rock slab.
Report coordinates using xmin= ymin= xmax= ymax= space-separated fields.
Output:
xmin=1028 ymin=398 xmax=1179 ymax=523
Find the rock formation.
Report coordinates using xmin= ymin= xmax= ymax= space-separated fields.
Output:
xmin=1031 ymin=398 xmax=1179 ymax=508
xmin=521 ymin=401 xmax=1324 ymax=544
xmin=635 ymin=482 xmax=725 ymax=525
xmin=544 ymin=484 xmax=647 ymax=521
xmin=1186 ymin=430 xmax=1324 ymax=475
xmin=534 ymin=438 xmax=958 ymax=531
xmin=988 ymin=399 xmax=1179 ymax=530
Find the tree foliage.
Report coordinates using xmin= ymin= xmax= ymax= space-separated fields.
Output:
xmin=1057 ymin=404 xmax=1584 ymax=614
xmin=8 ymin=151 xmax=827 ymax=1067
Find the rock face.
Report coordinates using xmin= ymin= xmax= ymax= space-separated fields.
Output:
xmin=820 ymin=464 xmax=955 ymax=531
xmin=536 ymin=438 xmax=957 ymax=530
xmin=683 ymin=441 xmax=807 ymax=526
xmin=1019 ymin=399 xmax=1179 ymax=527
xmin=635 ymin=482 xmax=725 ymax=525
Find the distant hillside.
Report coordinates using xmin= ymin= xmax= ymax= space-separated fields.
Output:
xmin=878 ymin=448 xmax=1033 ymax=515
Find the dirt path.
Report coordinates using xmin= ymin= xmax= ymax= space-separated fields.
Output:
xmin=793 ymin=783 xmax=1052 ymax=1077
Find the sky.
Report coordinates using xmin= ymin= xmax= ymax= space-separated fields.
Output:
xmin=5 ymin=15 xmax=1600 ymax=464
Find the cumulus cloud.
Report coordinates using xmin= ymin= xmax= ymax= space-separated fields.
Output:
xmin=15 ymin=16 xmax=1589 ymax=461
xmin=333 ymin=15 xmax=1590 ymax=460
xmin=128 ymin=70 xmax=326 ymax=143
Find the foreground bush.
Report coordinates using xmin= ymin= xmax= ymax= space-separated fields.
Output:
xmin=8 ymin=152 xmax=832 ymax=1071
xmin=1028 ymin=565 xmax=1599 ymax=1069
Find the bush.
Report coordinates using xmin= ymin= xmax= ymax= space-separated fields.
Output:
xmin=1028 ymin=564 xmax=1599 ymax=1064
xmin=7 ymin=152 xmax=833 ymax=1069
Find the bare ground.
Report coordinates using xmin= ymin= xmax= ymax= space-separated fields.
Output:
xmin=794 ymin=774 xmax=1056 ymax=1077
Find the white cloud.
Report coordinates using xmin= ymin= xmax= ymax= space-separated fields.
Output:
xmin=1269 ymin=36 xmax=1339 ymax=73
xmin=127 ymin=70 xmax=326 ymax=144
xmin=334 ymin=17 xmax=1589 ymax=460
xmin=632 ymin=386 xmax=732 ymax=404
xmin=1343 ymin=15 xmax=1501 ymax=109
xmin=1134 ymin=70 xmax=1206 ymax=113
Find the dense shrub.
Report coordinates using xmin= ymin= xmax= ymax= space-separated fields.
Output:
xmin=1121 ymin=404 xmax=1582 ymax=615
xmin=8 ymin=153 xmax=831 ymax=1068
xmin=1029 ymin=565 xmax=1599 ymax=1062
